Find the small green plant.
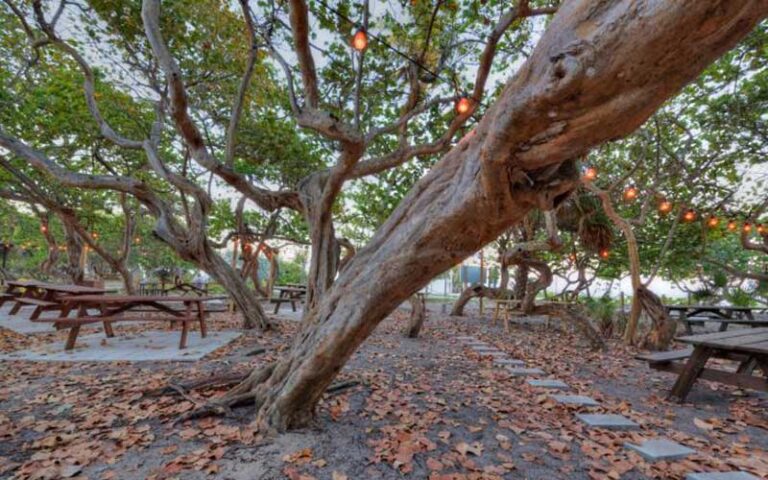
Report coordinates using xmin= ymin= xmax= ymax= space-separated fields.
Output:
xmin=726 ymin=288 xmax=753 ymax=307
xmin=584 ymin=296 xmax=617 ymax=336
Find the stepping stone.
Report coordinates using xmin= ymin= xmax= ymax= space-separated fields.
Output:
xmin=494 ymin=358 xmax=525 ymax=367
xmin=527 ymin=379 xmax=569 ymax=389
xmin=625 ymin=438 xmax=695 ymax=462
xmin=686 ymin=473 xmax=759 ymax=480
xmin=550 ymin=395 xmax=599 ymax=406
xmin=507 ymin=367 xmax=545 ymax=376
xmin=576 ymin=413 xmax=638 ymax=429
xmin=471 ymin=345 xmax=499 ymax=351
xmin=478 ymin=350 xmax=507 ymax=357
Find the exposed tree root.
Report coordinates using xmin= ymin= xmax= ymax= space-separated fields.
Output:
xmin=173 ymin=364 xmax=362 ymax=426
xmin=144 ymin=372 xmax=249 ymax=397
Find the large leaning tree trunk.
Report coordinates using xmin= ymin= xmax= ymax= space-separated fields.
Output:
xmin=207 ymin=0 xmax=768 ymax=432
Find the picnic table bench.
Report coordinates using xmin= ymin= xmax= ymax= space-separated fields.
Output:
xmin=665 ymin=304 xmax=760 ymax=334
xmin=45 ymin=295 xmax=218 ymax=350
xmin=270 ymin=285 xmax=306 ymax=314
xmin=637 ymin=327 xmax=768 ymax=402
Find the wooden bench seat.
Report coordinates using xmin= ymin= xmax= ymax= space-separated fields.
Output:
xmin=12 ymin=297 xmax=60 ymax=320
xmin=636 ymin=348 xmax=693 ymax=365
xmin=38 ymin=315 xmax=201 ymax=350
xmin=14 ymin=298 xmax=57 ymax=307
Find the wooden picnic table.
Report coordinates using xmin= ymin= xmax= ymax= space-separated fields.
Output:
xmin=640 ymin=328 xmax=768 ymax=402
xmin=270 ymin=285 xmax=306 ymax=314
xmin=50 ymin=294 xmax=219 ymax=350
xmin=1 ymin=280 xmax=44 ymax=308
xmin=665 ymin=304 xmax=760 ymax=334
xmin=5 ymin=282 xmax=107 ymax=319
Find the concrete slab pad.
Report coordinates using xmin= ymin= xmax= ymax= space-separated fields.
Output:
xmin=527 ymin=379 xmax=569 ymax=389
xmin=507 ymin=367 xmax=545 ymax=376
xmin=551 ymin=395 xmax=599 ymax=406
xmin=494 ymin=358 xmax=525 ymax=367
xmin=576 ymin=413 xmax=638 ymax=429
xmin=625 ymin=438 xmax=695 ymax=462
xmin=686 ymin=473 xmax=759 ymax=480
xmin=0 ymin=330 xmax=242 ymax=362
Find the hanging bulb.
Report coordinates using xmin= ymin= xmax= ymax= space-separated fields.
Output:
xmin=134 ymin=237 xmax=141 ymax=244
xmin=727 ymin=219 xmax=738 ymax=232
xmin=599 ymin=248 xmax=610 ymax=259
xmin=568 ymin=252 xmax=577 ymax=263
xmin=455 ymin=97 xmax=472 ymax=114
xmin=758 ymin=224 xmax=766 ymax=235
xmin=683 ymin=209 xmax=696 ymax=222
xmin=91 ymin=232 xmax=99 ymax=240
xmin=351 ymin=29 xmax=368 ymax=51
xmin=582 ymin=166 xmax=597 ymax=182
xmin=623 ymin=185 xmax=638 ymax=201
xmin=743 ymin=222 xmax=752 ymax=233
xmin=706 ymin=216 xmax=719 ymax=229
xmin=658 ymin=199 xmax=672 ymax=215
xmin=40 ymin=225 xmax=48 ymax=233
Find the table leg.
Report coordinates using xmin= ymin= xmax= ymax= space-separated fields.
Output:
xmin=669 ymin=346 xmax=713 ymax=402
xmin=291 ymin=296 xmax=297 ymax=312
xmin=736 ymin=357 xmax=757 ymax=375
xmin=100 ymin=303 xmax=114 ymax=337
xmin=681 ymin=311 xmax=692 ymax=335
xmin=197 ymin=301 xmax=207 ymax=338
xmin=718 ymin=321 xmax=729 ymax=332
xmin=179 ymin=321 xmax=189 ymax=349
xmin=755 ymin=356 xmax=768 ymax=377
xmin=65 ymin=325 xmax=81 ymax=350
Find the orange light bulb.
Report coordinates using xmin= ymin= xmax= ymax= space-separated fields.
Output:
xmin=582 ymin=167 xmax=597 ymax=182
xmin=599 ymin=249 xmax=610 ymax=259
xmin=743 ymin=222 xmax=752 ymax=233
xmin=455 ymin=97 xmax=472 ymax=114
xmin=658 ymin=199 xmax=672 ymax=214
xmin=351 ymin=30 xmax=368 ymax=51
xmin=706 ymin=216 xmax=719 ymax=228
xmin=683 ymin=209 xmax=696 ymax=222
xmin=623 ymin=186 xmax=638 ymax=201
xmin=727 ymin=220 xmax=737 ymax=232
xmin=758 ymin=224 xmax=766 ymax=235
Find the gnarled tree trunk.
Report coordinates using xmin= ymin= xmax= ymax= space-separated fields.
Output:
xmin=638 ymin=285 xmax=677 ymax=350
xmin=451 ymin=284 xmax=513 ymax=316
xmin=36 ymin=211 xmax=59 ymax=275
xmin=62 ymin=221 xmax=84 ymax=284
xmin=404 ymin=294 xmax=426 ymax=338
